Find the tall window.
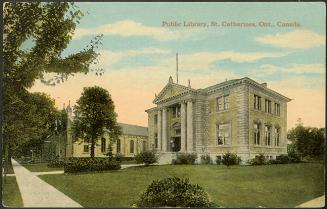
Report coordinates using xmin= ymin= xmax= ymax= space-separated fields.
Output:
xmin=116 ymin=139 xmax=121 ymax=153
xmin=274 ymin=103 xmax=280 ymax=116
xmin=217 ymin=123 xmax=231 ymax=145
xmin=130 ymin=140 xmax=134 ymax=153
xmin=83 ymin=144 xmax=89 ymax=153
xmin=175 ymin=129 xmax=181 ymax=136
xmin=265 ymin=99 xmax=271 ymax=113
xmin=265 ymin=125 xmax=271 ymax=146
xmin=173 ymin=106 xmax=181 ymax=118
xmin=143 ymin=141 xmax=147 ymax=151
xmin=254 ymin=95 xmax=261 ymax=110
xmin=154 ymin=133 xmax=158 ymax=148
xmin=254 ymin=123 xmax=260 ymax=145
xmin=274 ymin=127 xmax=280 ymax=147
xmin=101 ymin=138 xmax=106 ymax=153
xmin=217 ymin=95 xmax=230 ymax=111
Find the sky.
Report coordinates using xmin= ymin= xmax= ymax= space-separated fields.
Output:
xmin=30 ymin=2 xmax=326 ymax=129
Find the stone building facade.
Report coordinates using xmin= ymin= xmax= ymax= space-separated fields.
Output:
xmin=146 ymin=77 xmax=291 ymax=163
xmin=65 ymin=106 xmax=148 ymax=158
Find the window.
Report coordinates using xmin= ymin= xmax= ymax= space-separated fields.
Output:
xmin=254 ymin=95 xmax=261 ymax=110
xmin=154 ymin=114 xmax=158 ymax=124
xmin=254 ymin=123 xmax=260 ymax=145
xmin=265 ymin=125 xmax=271 ymax=146
xmin=173 ymin=106 xmax=181 ymax=118
xmin=83 ymin=144 xmax=89 ymax=153
xmin=274 ymin=103 xmax=280 ymax=116
xmin=175 ymin=129 xmax=181 ymax=136
xmin=154 ymin=133 xmax=158 ymax=148
xmin=217 ymin=95 xmax=230 ymax=111
xmin=101 ymin=138 xmax=106 ymax=153
xmin=265 ymin=99 xmax=271 ymax=113
xmin=217 ymin=123 xmax=231 ymax=145
xmin=116 ymin=139 xmax=121 ymax=153
xmin=130 ymin=140 xmax=134 ymax=153
xmin=142 ymin=141 xmax=147 ymax=151
xmin=274 ymin=127 xmax=280 ymax=147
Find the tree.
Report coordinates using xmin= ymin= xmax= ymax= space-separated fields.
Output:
xmin=73 ymin=86 xmax=121 ymax=158
xmin=287 ymin=120 xmax=325 ymax=160
xmin=2 ymin=2 xmax=102 ymax=168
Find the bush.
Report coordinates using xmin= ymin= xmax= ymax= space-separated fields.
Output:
xmin=249 ymin=154 xmax=266 ymax=165
xmin=135 ymin=151 xmax=158 ymax=165
xmin=215 ymin=156 xmax=222 ymax=165
xmin=135 ymin=177 xmax=214 ymax=207
xmin=47 ymin=155 xmax=66 ymax=168
xmin=222 ymin=152 xmax=241 ymax=167
xmin=200 ymin=154 xmax=212 ymax=164
xmin=64 ymin=157 xmax=121 ymax=173
xmin=172 ymin=153 xmax=197 ymax=165
xmin=275 ymin=154 xmax=290 ymax=164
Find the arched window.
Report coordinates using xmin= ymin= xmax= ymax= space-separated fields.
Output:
xmin=101 ymin=138 xmax=106 ymax=153
xmin=130 ymin=140 xmax=134 ymax=153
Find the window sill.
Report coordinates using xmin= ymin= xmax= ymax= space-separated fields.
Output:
xmin=216 ymin=145 xmax=232 ymax=147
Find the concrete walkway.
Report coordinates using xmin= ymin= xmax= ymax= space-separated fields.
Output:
xmin=296 ymin=195 xmax=325 ymax=208
xmin=11 ymin=159 xmax=82 ymax=208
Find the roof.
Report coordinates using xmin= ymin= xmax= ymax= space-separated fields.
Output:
xmin=118 ymin=123 xmax=148 ymax=137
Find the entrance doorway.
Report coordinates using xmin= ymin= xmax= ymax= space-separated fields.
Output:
xmin=170 ymin=137 xmax=181 ymax=152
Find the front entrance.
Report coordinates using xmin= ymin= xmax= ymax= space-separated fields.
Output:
xmin=170 ymin=137 xmax=181 ymax=152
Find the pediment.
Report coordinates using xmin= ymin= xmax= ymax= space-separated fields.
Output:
xmin=153 ymin=83 xmax=193 ymax=104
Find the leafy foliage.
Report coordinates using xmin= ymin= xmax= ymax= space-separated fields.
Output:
xmin=222 ymin=152 xmax=241 ymax=167
xmin=47 ymin=155 xmax=66 ymax=168
xmin=249 ymin=154 xmax=266 ymax=165
xmin=73 ymin=86 xmax=121 ymax=157
xmin=215 ymin=156 xmax=222 ymax=165
xmin=172 ymin=153 xmax=198 ymax=165
xmin=135 ymin=151 xmax=158 ymax=166
xmin=287 ymin=120 xmax=325 ymax=161
xmin=135 ymin=177 xmax=214 ymax=208
xmin=200 ymin=154 xmax=213 ymax=164
xmin=64 ymin=157 xmax=121 ymax=173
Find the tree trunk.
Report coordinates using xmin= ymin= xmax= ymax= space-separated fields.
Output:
xmin=90 ymin=139 xmax=95 ymax=158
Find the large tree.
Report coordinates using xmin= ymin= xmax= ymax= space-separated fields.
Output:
xmin=73 ymin=86 xmax=121 ymax=158
xmin=287 ymin=120 xmax=325 ymax=160
xmin=3 ymin=2 xmax=102 ymax=167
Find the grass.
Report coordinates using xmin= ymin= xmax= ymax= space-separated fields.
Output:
xmin=39 ymin=163 xmax=324 ymax=208
xmin=2 ymin=176 xmax=24 ymax=207
xmin=21 ymin=163 xmax=63 ymax=172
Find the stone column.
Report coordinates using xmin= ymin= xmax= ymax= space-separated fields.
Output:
xmin=157 ymin=109 xmax=162 ymax=150
xmin=187 ymin=100 xmax=194 ymax=152
xmin=162 ymin=108 xmax=167 ymax=152
xmin=180 ymin=102 xmax=187 ymax=152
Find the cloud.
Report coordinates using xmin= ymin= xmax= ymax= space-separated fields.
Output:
xmin=257 ymin=63 xmax=325 ymax=75
xmin=256 ymin=30 xmax=325 ymax=49
xmin=160 ymin=51 xmax=290 ymax=71
xmin=97 ymin=48 xmax=171 ymax=68
xmin=73 ymin=20 xmax=194 ymax=41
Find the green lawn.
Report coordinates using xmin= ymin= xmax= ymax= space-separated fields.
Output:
xmin=2 ymin=176 xmax=24 ymax=207
xmin=39 ymin=163 xmax=324 ymax=208
xmin=21 ymin=163 xmax=63 ymax=172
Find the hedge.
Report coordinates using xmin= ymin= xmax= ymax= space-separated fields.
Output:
xmin=64 ymin=157 xmax=121 ymax=173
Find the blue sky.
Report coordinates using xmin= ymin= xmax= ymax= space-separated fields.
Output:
xmin=31 ymin=2 xmax=325 ymax=128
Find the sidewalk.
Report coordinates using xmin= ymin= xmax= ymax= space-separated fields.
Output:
xmin=11 ymin=159 xmax=82 ymax=207
xmin=296 ymin=195 xmax=325 ymax=208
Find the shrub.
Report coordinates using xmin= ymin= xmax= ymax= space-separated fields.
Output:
xmin=200 ymin=154 xmax=212 ymax=164
xmin=276 ymin=154 xmax=290 ymax=164
xmin=64 ymin=157 xmax=121 ymax=173
xmin=47 ymin=155 xmax=66 ymax=168
xmin=135 ymin=177 xmax=214 ymax=207
xmin=172 ymin=153 xmax=197 ymax=165
xmin=215 ymin=156 xmax=222 ymax=165
xmin=222 ymin=152 xmax=241 ymax=167
xmin=135 ymin=151 xmax=158 ymax=165
xmin=249 ymin=154 xmax=266 ymax=165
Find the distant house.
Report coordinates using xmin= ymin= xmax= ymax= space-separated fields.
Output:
xmin=64 ymin=105 xmax=148 ymax=158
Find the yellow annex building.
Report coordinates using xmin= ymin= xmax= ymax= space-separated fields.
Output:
xmin=64 ymin=105 xmax=148 ymax=158
xmin=146 ymin=77 xmax=291 ymax=163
